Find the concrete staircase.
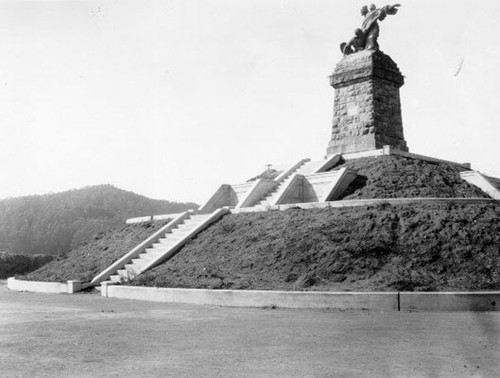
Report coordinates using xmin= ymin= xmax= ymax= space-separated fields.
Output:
xmin=90 ymin=208 xmax=229 ymax=286
xmin=197 ymin=155 xmax=344 ymax=211
xmin=93 ymin=155 xmax=351 ymax=288
xmin=254 ymin=159 xmax=312 ymax=207
xmin=303 ymin=169 xmax=355 ymax=202
xmin=253 ymin=155 xmax=343 ymax=207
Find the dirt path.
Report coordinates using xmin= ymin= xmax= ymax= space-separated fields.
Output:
xmin=1 ymin=283 xmax=499 ymax=377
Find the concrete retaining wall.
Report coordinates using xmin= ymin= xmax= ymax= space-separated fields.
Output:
xmin=104 ymin=286 xmax=398 ymax=310
xmin=7 ymin=277 xmax=500 ymax=312
xmin=199 ymin=183 xmax=254 ymax=214
xmin=305 ymin=168 xmax=357 ymax=202
xmin=102 ymin=286 xmax=500 ymax=312
xmin=274 ymin=174 xmax=305 ymax=205
xmin=400 ymin=292 xmax=500 ymax=312
xmin=7 ymin=277 xmax=82 ymax=294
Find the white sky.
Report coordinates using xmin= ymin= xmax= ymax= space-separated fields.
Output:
xmin=0 ymin=0 xmax=499 ymax=204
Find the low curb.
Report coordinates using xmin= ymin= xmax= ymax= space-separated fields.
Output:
xmin=7 ymin=277 xmax=83 ymax=294
xmin=400 ymin=292 xmax=500 ymax=312
xmin=103 ymin=285 xmax=398 ymax=310
xmin=102 ymin=285 xmax=500 ymax=312
xmin=6 ymin=278 xmax=500 ymax=312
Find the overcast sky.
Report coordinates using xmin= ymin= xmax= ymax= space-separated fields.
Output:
xmin=0 ymin=0 xmax=498 ymax=204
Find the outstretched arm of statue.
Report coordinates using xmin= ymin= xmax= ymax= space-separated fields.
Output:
xmin=384 ymin=4 xmax=401 ymax=15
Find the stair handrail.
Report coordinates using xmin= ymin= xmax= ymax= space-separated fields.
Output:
xmin=90 ymin=211 xmax=191 ymax=285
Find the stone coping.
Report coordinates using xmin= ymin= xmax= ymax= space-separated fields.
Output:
xmin=102 ymin=286 xmax=500 ymax=312
xmin=232 ymin=198 xmax=498 ymax=213
xmin=340 ymin=146 xmax=471 ymax=169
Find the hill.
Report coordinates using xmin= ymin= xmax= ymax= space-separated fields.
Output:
xmin=19 ymin=156 xmax=499 ymax=292
xmin=0 ymin=185 xmax=197 ymax=256
xmin=131 ymin=202 xmax=500 ymax=292
xmin=128 ymin=156 xmax=495 ymax=291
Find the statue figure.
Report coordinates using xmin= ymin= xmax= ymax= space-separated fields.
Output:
xmin=341 ymin=4 xmax=400 ymax=55
xmin=340 ymin=28 xmax=365 ymax=56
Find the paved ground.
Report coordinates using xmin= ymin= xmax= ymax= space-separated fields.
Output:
xmin=1 ymin=282 xmax=499 ymax=377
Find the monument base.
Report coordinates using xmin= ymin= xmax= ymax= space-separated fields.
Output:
xmin=327 ymin=50 xmax=408 ymax=155
xmin=327 ymin=132 xmax=408 ymax=155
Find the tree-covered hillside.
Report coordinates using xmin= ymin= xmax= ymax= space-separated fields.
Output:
xmin=0 ymin=185 xmax=197 ymax=256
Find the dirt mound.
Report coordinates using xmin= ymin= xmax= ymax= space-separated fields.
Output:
xmin=22 ymin=156 xmax=495 ymax=291
xmin=20 ymin=220 xmax=169 ymax=283
xmin=336 ymin=155 xmax=487 ymax=199
xmin=131 ymin=203 xmax=500 ymax=291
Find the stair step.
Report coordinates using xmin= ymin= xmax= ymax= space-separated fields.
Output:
xmin=158 ymin=237 xmax=185 ymax=246
xmin=109 ymin=275 xmax=123 ymax=283
xmin=132 ymin=255 xmax=153 ymax=263
xmin=182 ymin=217 xmax=209 ymax=225
xmin=140 ymin=253 xmax=164 ymax=262
xmin=117 ymin=269 xmax=129 ymax=277
xmin=152 ymin=242 xmax=176 ymax=249
xmin=145 ymin=246 xmax=170 ymax=253
xmin=125 ymin=262 xmax=143 ymax=271
xmin=175 ymin=223 xmax=201 ymax=230
xmin=138 ymin=252 xmax=159 ymax=260
xmin=169 ymin=229 xmax=192 ymax=237
xmin=255 ymin=169 xmax=307 ymax=207
xmin=187 ymin=214 xmax=210 ymax=222
xmin=157 ymin=236 xmax=179 ymax=243
xmin=134 ymin=254 xmax=161 ymax=265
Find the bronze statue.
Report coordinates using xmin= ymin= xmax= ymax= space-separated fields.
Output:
xmin=341 ymin=4 xmax=400 ymax=55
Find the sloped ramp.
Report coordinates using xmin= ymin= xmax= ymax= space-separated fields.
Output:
xmin=90 ymin=208 xmax=229 ymax=286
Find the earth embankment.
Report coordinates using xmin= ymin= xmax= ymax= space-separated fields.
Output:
xmin=131 ymin=202 xmax=500 ymax=292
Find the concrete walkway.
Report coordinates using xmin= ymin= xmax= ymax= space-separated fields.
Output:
xmin=0 ymin=282 xmax=499 ymax=377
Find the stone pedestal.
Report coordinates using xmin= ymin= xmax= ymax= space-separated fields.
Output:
xmin=326 ymin=50 xmax=408 ymax=155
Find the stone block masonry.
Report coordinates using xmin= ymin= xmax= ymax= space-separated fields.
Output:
xmin=327 ymin=50 xmax=408 ymax=155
